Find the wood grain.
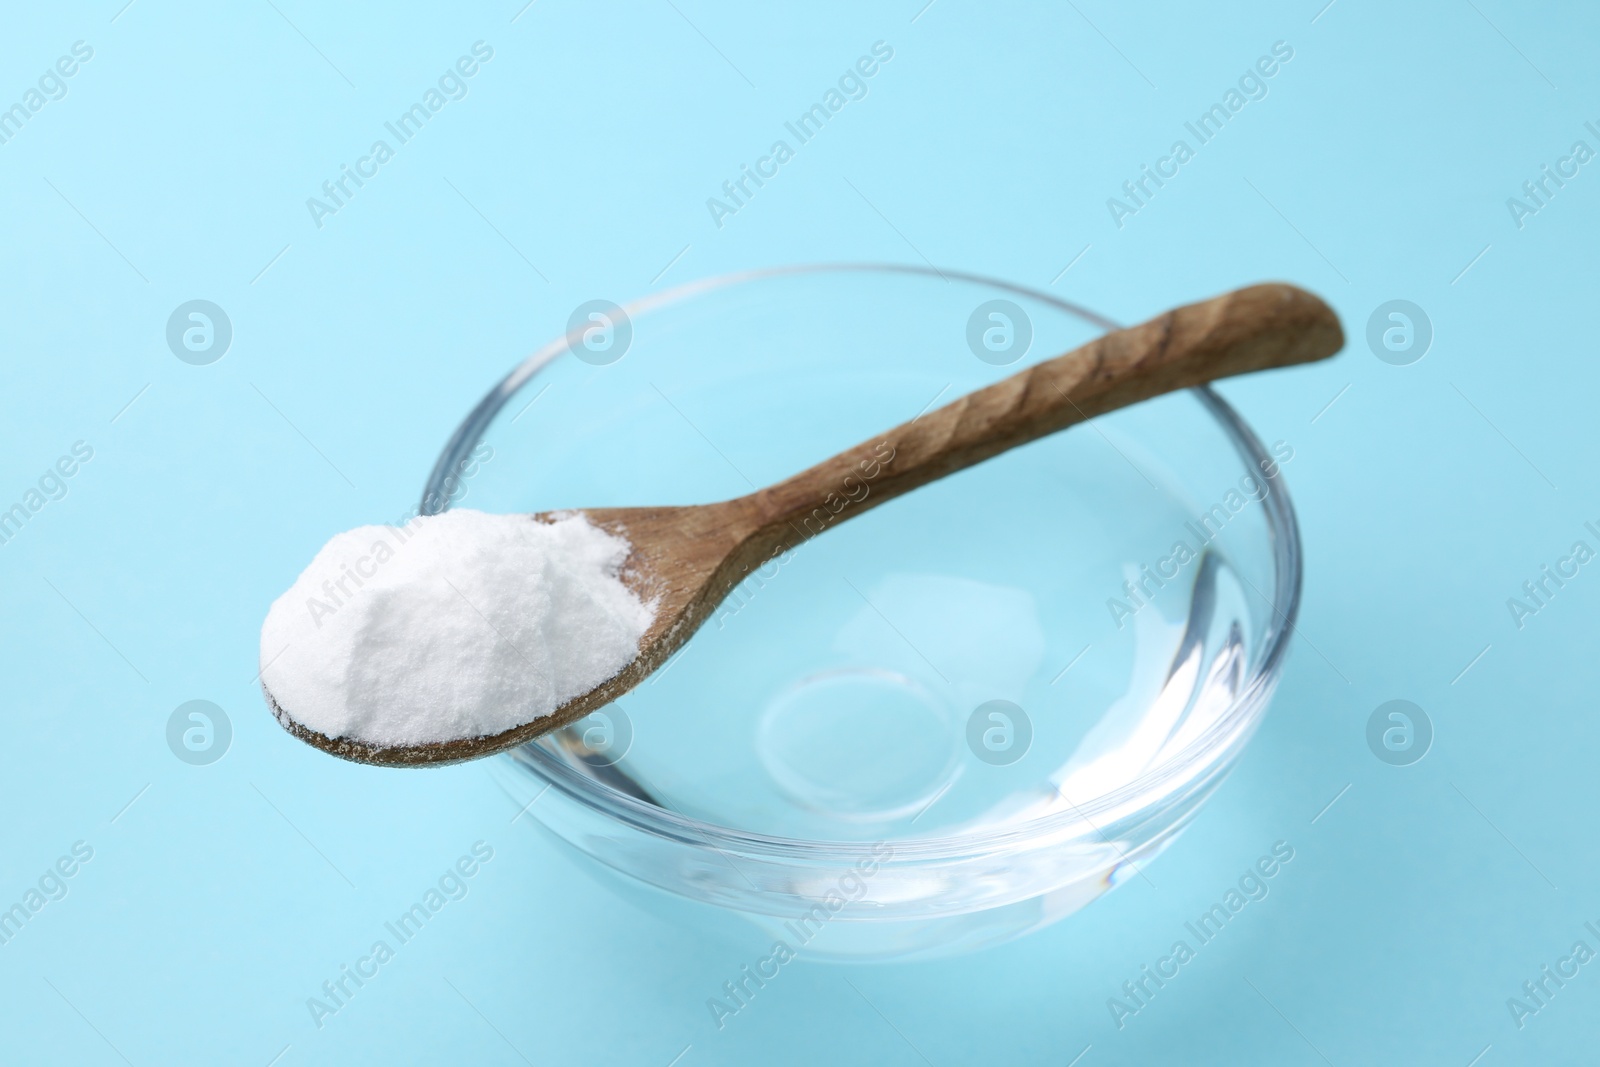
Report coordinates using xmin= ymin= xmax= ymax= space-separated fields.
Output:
xmin=273 ymin=282 xmax=1343 ymax=767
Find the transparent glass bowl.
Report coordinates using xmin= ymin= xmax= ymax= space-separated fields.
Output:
xmin=424 ymin=265 xmax=1301 ymax=962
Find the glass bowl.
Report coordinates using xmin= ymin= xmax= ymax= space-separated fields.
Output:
xmin=424 ymin=265 xmax=1302 ymax=962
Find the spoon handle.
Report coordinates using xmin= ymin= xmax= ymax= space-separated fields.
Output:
xmin=745 ymin=282 xmax=1341 ymax=541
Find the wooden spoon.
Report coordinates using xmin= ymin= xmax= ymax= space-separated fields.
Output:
xmin=268 ymin=282 xmax=1342 ymax=767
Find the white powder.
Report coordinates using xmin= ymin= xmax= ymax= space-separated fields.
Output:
xmin=259 ymin=509 xmax=655 ymax=747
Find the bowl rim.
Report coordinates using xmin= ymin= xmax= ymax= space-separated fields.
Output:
xmin=424 ymin=263 xmax=1303 ymax=861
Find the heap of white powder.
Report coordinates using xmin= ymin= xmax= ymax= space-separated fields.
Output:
xmin=259 ymin=509 xmax=655 ymax=747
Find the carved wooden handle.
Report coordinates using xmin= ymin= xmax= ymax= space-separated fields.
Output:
xmin=747 ymin=282 xmax=1342 ymax=542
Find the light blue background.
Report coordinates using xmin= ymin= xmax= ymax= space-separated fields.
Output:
xmin=1 ymin=1 xmax=1595 ymax=1064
